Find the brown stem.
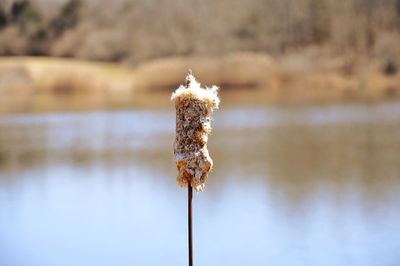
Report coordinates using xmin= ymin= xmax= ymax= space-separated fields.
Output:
xmin=188 ymin=184 xmax=193 ymax=266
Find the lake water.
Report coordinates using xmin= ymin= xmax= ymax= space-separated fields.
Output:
xmin=0 ymin=103 xmax=400 ymax=266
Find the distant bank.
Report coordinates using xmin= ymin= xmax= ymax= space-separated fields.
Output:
xmin=0 ymin=53 xmax=399 ymax=113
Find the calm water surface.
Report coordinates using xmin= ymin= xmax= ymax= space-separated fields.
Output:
xmin=0 ymin=103 xmax=400 ymax=266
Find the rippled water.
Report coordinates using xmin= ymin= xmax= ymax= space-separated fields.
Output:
xmin=1 ymin=103 xmax=400 ymax=266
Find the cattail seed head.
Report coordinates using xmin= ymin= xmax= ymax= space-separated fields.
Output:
xmin=171 ymin=71 xmax=219 ymax=192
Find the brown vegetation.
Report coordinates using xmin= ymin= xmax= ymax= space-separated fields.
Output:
xmin=0 ymin=0 xmax=400 ymax=113
xmin=0 ymin=53 xmax=399 ymax=113
xmin=0 ymin=0 xmax=399 ymax=64
xmin=0 ymin=57 xmax=136 ymax=113
xmin=135 ymin=47 xmax=400 ymax=104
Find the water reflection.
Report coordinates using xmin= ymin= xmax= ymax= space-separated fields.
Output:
xmin=1 ymin=103 xmax=400 ymax=266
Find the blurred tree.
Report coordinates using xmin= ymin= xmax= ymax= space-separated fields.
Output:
xmin=11 ymin=0 xmax=29 ymax=20
xmin=10 ymin=0 xmax=43 ymax=33
xmin=29 ymin=24 xmax=51 ymax=55
xmin=384 ymin=60 xmax=397 ymax=75
xmin=0 ymin=6 xmax=7 ymax=29
xmin=0 ymin=0 xmax=399 ymax=61
xmin=235 ymin=14 xmax=259 ymax=40
xmin=364 ymin=0 xmax=377 ymax=51
xmin=397 ymin=0 xmax=400 ymax=26
xmin=9 ymin=0 xmax=50 ymax=55
xmin=51 ymin=0 xmax=84 ymax=36
xmin=309 ymin=0 xmax=331 ymax=44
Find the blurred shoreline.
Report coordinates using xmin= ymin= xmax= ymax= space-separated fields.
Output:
xmin=0 ymin=52 xmax=399 ymax=114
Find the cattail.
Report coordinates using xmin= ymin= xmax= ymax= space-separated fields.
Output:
xmin=171 ymin=71 xmax=219 ymax=192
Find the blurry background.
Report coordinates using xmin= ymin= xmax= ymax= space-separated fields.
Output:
xmin=1 ymin=0 xmax=400 ymax=266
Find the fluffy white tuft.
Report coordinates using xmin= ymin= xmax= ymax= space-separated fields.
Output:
xmin=171 ymin=73 xmax=220 ymax=109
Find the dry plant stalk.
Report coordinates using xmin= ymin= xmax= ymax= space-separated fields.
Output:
xmin=171 ymin=71 xmax=219 ymax=192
